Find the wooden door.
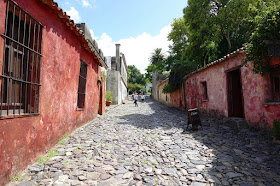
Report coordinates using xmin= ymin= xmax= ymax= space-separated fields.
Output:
xmin=228 ymin=69 xmax=244 ymax=118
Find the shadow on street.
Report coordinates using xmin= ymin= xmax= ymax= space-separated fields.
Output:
xmin=118 ymin=97 xmax=280 ymax=185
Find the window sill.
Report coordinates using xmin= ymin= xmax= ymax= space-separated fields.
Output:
xmin=202 ymin=99 xmax=209 ymax=102
xmin=0 ymin=113 xmax=40 ymax=119
xmin=263 ymin=101 xmax=280 ymax=106
xmin=77 ymin=108 xmax=85 ymax=111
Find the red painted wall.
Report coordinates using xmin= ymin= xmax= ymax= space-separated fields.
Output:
xmin=169 ymin=85 xmax=184 ymax=109
xmin=184 ymin=52 xmax=280 ymax=128
xmin=0 ymin=0 xmax=104 ymax=184
xmin=157 ymin=80 xmax=184 ymax=109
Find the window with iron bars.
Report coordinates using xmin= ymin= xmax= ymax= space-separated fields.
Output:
xmin=0 ymin=0 xmax=43 ymax=117
xmin=77 ymin=60 xmax=88 ymax=109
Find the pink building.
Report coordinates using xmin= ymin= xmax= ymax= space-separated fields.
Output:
xmin=0 ymin=0 xmax=107 ymax=184
xmin=184 ymin=48 xmax=280 ymax=128
xmin=156 ymin=48 xmax=280 ymax=129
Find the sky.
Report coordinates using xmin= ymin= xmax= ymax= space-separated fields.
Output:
xmin=55 ymin=0 xmax=188 ymax=73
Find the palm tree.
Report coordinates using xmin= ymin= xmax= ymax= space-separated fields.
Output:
xmin=149 ymin=48 xmax=164 ymax=65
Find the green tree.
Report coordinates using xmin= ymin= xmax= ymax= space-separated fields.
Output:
xmin=209 ymin=0 xmax=255 ymax=53
xmin=183 ymin=0 xmax=220 ymax=67
xmin=149 ymin=48 xmax=164 ymax=65
xmin=145 ymin=65 xmax=157 ymax=82
xmin=128 ymin=83 xmax=145 ymax=94
xmin=128 ymin=65 xmax=146 ymax=86
xmin=163 ymin=60 xmax=198 ymax=93
xmin=145 ymin=48 xmax=167 ymax=82
xmin=127 ymin=65 xmax=147 ymax=94
xmin=182 ymin=0 xmax=259 ymax=67
xmin=168 ymin=18 xmax=189 ymax=59
xmin=245 ymin=4 xmax=280 ymax=75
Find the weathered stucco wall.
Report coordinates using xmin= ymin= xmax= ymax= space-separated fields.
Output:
xmin=152 ymin=71 xmax=159 ymax=100
xmin=170 ymin=85 xmax=184 ymax=110
xmin=157 ymin=80 xmax=184 ymax=109
xmin=184 ymin=52 xmax=280 ymax=128
xmin=0 ymin=0 xmax=104 ymax=184
xmin=154 ymin=50 xmax=280 ymax=129
xmin=241 ymin=62 xmax=280 ymax=128
xmin=157 ymin=80 xmax=171 ymax=105
xmin=106 ymin=69 xmax=122 ymax=105
xmin=121 ymin=79 xmax=127 ymax=102
xmin=185 ymin=54 xmax=245 ymax=117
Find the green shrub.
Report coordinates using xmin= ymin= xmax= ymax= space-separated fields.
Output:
xmin=273 ymin=119 xmax=280 ymax=139
xmin=128 ymin=83 xmax=145 ymax=94
xmin=105 ymin=91 xmax=113 ymax=102
xmin=245 ymin=7 xmax=280 ymax=75
xmin=164 ymin=60 xmax=197 ymax=93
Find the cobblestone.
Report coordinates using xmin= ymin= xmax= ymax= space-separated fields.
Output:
xmin=8 ymin=98 xmax=280 ymax=185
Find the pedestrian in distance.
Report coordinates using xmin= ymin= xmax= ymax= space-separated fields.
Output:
xmin=132 ymin=92 xmax=135 ymax=100
xmin=141 ymin=94 xmax=145 ymax=102
xmin=134 ymin=93 xmax=138 ymax=107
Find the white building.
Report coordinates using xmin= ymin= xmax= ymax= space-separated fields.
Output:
xmin=106 ymin=44 xmax=128 ymax=104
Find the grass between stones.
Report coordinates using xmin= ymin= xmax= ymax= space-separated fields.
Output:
xmin=37 ymin=147 xmax=59 ymax=164
xmin=146 ymin=133 xmax=159 ymax=140
xmin=57 ymin=134 xmax=70 ymax=145
xmin=10 ymin=173 xmax=24 ymax=182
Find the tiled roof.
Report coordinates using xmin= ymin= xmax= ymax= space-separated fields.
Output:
xmin=39 ymin=0 xmax=108 ymax=69
xmin=183 ymin=46 xmax=247 ymax=80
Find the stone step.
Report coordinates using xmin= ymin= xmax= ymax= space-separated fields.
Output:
xmin=223 ymin=117 xmax=249 ymax=130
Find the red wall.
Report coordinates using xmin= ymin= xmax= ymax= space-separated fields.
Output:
xmin=0 ymin=0 xmax=104 ymax=184
xmin=169 ymin=86 xmax=184 ymax=109
xmin=184 ymin=52 xmax=280 ymax=128
xmin=157 ymin=80 xmax=184 ymax=109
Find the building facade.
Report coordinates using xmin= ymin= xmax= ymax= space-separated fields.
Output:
xmin=106 ymin=44 xmax=128 ymax=105
xmin=0 ymin=0 xmax=106 ymax=184
xmin=154 ymin=48 xmax=280 ymax=129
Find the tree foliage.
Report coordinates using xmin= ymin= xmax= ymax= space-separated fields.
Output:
xmin=168 ymin=18 xmax=189 ymax=59
xmin=127 ymin=65 xmax=147 ymax=94
xmin=128 ymin=83 xmax=145 ymax=94
xmin=245 ymin=5 xmax=280 ymax=75
xmin=149 ymin=48 xmax=164 ymax=65
xmin=147 ymin=0 xmax=280 ymax=93
xmin=145 ymin=48 xmax=166 ymax=82
xmin=128 ymin=65 xmax=146 ymax=86
xmin=163 ymin=60 xmax=198 ymax=93
xmin=182 ymin=0 xmax=259 ymax=67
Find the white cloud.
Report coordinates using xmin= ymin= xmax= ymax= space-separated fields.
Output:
xmin=82 ymin=0 xmax=91 ymax=7
xmin=96 ymin=25 xmax=172 ymax=73
xmin=65 ymin=7 xmax=81 ymax=23
xmin=89 ymin=29 xmax=98 ymax=40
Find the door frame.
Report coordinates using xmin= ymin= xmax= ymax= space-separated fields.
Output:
xmin=226 ymin=67 xmax=245 ymax=118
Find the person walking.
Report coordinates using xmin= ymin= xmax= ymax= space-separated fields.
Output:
xmin=134 ymin=93 xmax=138 ymax=107
xmin=132 ymin=92 xmax=135 ymax=100
xmin=141 ymin=94 xmax=145 ymax=102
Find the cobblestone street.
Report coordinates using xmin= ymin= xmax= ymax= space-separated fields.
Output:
xmin=10 ymin=98 xmax=280 ymax=186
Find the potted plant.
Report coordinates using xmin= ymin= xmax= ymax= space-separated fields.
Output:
xmin=105 ymin=91 xmax=113 ymax=106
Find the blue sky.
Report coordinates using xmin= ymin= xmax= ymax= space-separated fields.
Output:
xmin=55 ymin=0 xmax=188 ymax=73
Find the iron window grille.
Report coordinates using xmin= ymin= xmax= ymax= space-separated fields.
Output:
xmin=0 ymin=0 xmax=43 ymax=117
xmin=77 ymin=60 xmax=88 ymax=109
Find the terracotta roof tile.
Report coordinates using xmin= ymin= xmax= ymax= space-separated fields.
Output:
xmin=183 ymin=46 xmax=247 ymax=80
